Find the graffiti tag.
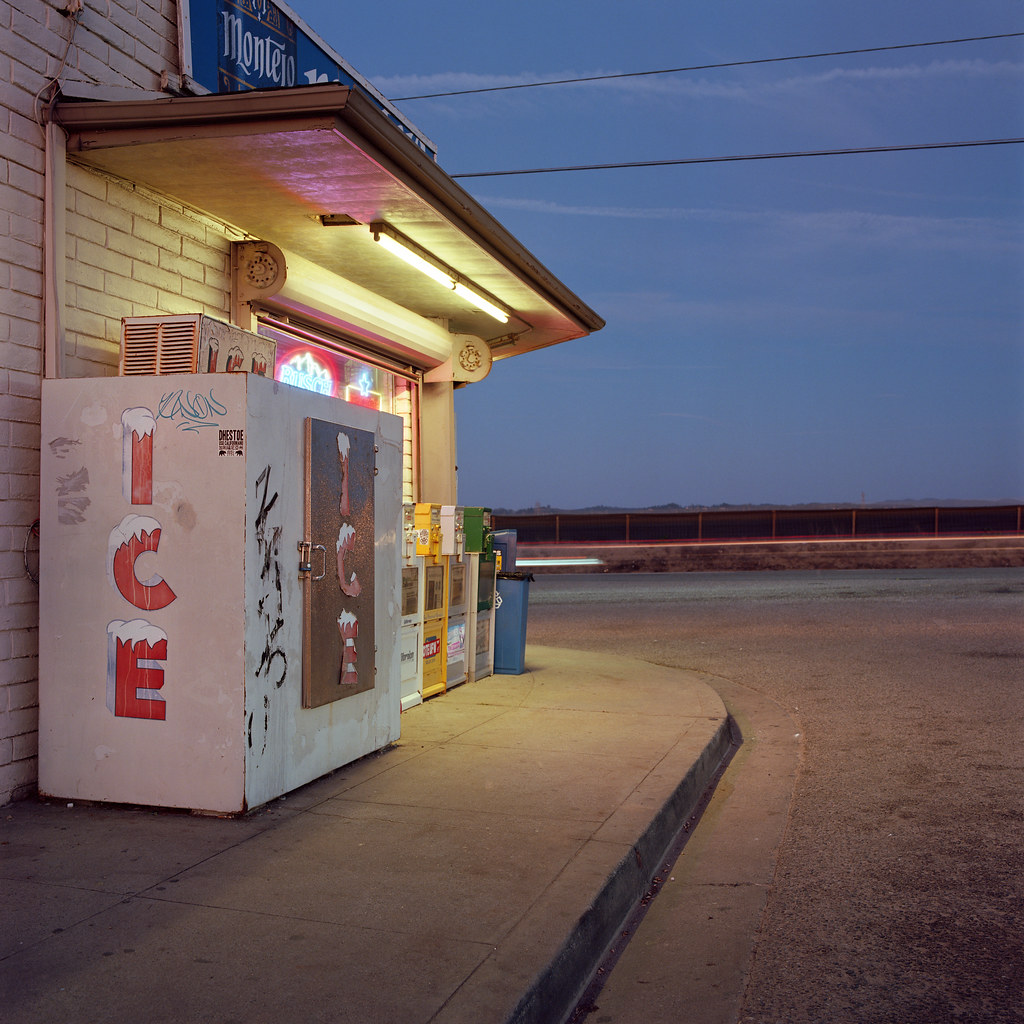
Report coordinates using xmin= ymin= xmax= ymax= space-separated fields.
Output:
xmin=254 ymin=465 xmax=287 ymax=690
xmin=157 ymin=389 xmax=228 ymax=433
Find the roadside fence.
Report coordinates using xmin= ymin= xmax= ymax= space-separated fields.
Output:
xmin=492 ymin=505 xmax=1024 ymax=546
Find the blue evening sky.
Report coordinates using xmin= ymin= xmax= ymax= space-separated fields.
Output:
xmin=285 ymin=0 xmax=1023 ymax=509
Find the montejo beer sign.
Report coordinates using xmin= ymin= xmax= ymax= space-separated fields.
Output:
xmin=178 ymin=0 xmax=437 ymax=158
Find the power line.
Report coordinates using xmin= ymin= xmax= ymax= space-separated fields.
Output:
xmin=391 ymin=31 xmax=1024 ymax=101
xmin=450 ymin=138 xmax=1024 ymax=178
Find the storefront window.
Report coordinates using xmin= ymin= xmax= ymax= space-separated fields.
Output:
xmin=258 ymin=320 xmax=417 ymax=502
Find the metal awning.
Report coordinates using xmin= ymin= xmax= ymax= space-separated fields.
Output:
xmin=54 ymin=84 xmax=604 ymax=359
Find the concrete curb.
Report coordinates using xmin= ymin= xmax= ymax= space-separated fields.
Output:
xmin=581 ymin=673 xmax=802 ymax=1024
xmin=507 ymin=714 xmax=737 ymax=1024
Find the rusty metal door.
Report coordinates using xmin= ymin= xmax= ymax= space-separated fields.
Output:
xmin=302 ymin=417 xmax=376 ymax=708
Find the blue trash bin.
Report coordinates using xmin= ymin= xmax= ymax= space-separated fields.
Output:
xmin=492 ymin=529 xmax=518 ymax=573
xmin=493 ymin=571 xmax=533 ymax=674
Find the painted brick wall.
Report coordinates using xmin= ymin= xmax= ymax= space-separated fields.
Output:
xmin=0 ymin=1 xmax=229 ymax=804
xmin=64 ymin=164 xmax=235 ymax=376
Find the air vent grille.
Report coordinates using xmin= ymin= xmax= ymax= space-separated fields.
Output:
xmin=120 ymin=315 xmax=200 ymax=375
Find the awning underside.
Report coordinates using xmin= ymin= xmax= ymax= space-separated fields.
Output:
xmin=56 ymin=85 xmax=603 ymax=358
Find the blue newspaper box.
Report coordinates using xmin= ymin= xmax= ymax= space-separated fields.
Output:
xmin=494 ymin=571 xmax=533 ymax=674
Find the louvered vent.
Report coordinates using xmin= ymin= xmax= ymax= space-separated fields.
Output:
xmin=120 ymin=315 xmax=201 ymax=375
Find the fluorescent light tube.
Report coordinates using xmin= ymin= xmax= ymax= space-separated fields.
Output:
xmin=452 ymin=282 xmax=509 ymax=323
xmin=371 ymin=223 xmax=510 ymax=323
xmin=373 ymin=230 xmax=454 ymax=289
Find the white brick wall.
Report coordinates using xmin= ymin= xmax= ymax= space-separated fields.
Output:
xmin=64 ymin=164 xmax=234 ymax=377
xmin=0 ymin=1 xmax=229 ymax=804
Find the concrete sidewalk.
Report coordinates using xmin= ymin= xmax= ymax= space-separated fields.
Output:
xmin=1 ymin=646 xmax=733 ymax=1024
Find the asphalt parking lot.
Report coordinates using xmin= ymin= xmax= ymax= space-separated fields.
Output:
xmin=528 ymin=568 xmax=1024 ymax=1024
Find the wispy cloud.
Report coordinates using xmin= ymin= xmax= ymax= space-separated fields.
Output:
xmin=378 ymin=58 xmax=1024 ymax=103
xmin=767 ymin=58 xmax=1024 ymax=91
xmin=657 ymin=411 xmax=724 ymax=422
xmin=476 ymin=196 xmax=1023 ymax=253
xmin=647 ymin=58 xmax=1024 ymax=100
xmin=381 ymin=71 xmax=554 ymax=97
xmin=779 ymin=208 xmax=1023 ymax=253
xmin=592 ymin=291 xmax=790 ymax=328
xmin=590 ymin=289 xmax=1018 ymax=340
xmin=472 ymin=197 xmax=754 ymax=221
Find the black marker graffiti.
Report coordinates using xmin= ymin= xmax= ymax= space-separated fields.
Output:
xmin=253 ymin=465 xmax=287 ymax=689
xmin=262 ymin=694 xmax=269 ymax=757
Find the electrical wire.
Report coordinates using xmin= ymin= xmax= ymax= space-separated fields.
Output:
xmin=33 ymin=3 xmax=83 ymax=135
xmin=450 ymin=138 xmax=1024 ymax=178
xmin=391 ymin=31 xmax=1024 ymax=101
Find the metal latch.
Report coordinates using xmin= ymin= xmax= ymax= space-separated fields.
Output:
xmin=298 ymin=541 xmax=328 ymax=581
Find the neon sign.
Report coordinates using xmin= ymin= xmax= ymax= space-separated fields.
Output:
xmin=343 ymin=369 xmax=382 ymax=410
xmin=270 ymin=335 xmax=390 ymax=411
xmin=277 ymin=350 xmax=334 ymax=396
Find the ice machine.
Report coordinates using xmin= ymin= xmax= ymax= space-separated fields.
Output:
xmin=38 ymin=372 xmax=403 ymax=814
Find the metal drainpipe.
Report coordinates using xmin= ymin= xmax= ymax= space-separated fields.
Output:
xmin=43 ymin=120 xmax=67 ymax=379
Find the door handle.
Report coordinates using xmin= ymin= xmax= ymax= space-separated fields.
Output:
xmin=311 ymin=544 xmax=328 ymax=582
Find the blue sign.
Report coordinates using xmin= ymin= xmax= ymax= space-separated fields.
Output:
xmin=179 ymin=0 xmax=436 ymax=159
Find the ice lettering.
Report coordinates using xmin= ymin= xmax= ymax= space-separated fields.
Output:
xmin=337 ymin=432 xmax=350 ymax=515
xmin=106 ymin=619 xmax=168 ymax=720
xmin=337 ymin=612 xmax=358 ymax=686
xmin=107 ymin=514 xmax=177 ymax=611
xmin=335 ymin=432 xmax=359 ymax=684
xmin=336 ymin=523 xmax=361 ymax=598
xmin=122 ymin=407 xmax=155 ymax=505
